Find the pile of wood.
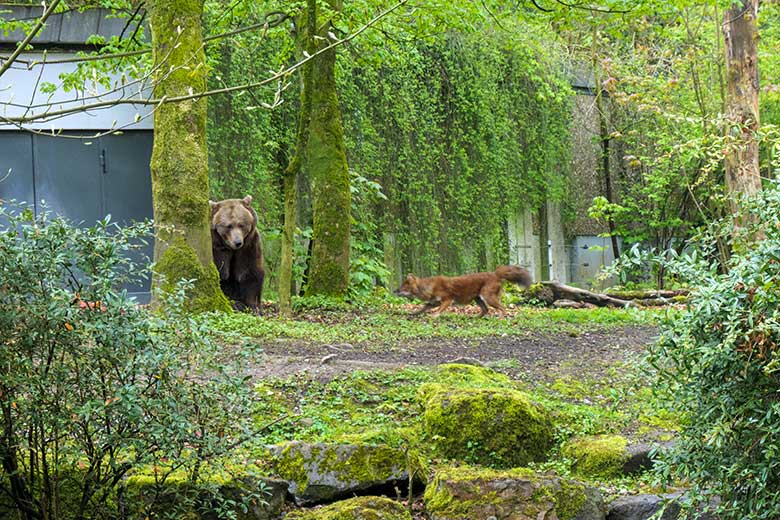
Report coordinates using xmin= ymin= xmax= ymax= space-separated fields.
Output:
xmin=530 ymin=282 xmax=689 ymax=309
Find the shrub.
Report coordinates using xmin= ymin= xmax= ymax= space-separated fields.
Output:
xmin=646 ymin=184 xmax=780 ymax=519
xmin=0 ymin=205 xmax=259 ymax=519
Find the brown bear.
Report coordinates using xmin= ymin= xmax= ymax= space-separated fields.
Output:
xmin=210 ymin=195 xmax=265 ymax=313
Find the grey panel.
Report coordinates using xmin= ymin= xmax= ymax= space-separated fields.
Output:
xmin=97 ymin=12 xmax=130 ymax=39
xmin=101 ymin=131 xmax=153 ymax=225
xmin=100 ymin=131 xmax=153 ymax=297
xmin=0 ymin=132 xmax=34 ymax=205
xmin=57 ymin=10 xmax=100 ymax=44
xmin=34 ymin=133 xmax=102 ymax=224
xmin=0 ymin=6 xmax=144 ymax=45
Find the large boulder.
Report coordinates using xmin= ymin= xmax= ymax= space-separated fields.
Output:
xmin=122 ymin=474 xmax=288 ymax=520
xmin=419 ymin=383 xmax=554 ymax=468
xmin=285 ymin=496 xmax=412 ymax=520
xmin=424 ymin=466 xmax=605 ymax=520
xmin=265 ymin=441 xmax=408 ymax=505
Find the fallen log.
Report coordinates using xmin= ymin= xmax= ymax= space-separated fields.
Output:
xmin=604 ymin=289 xmax=689 ymax=300
xmin=540 ymin=281 xmax=638 ymax=308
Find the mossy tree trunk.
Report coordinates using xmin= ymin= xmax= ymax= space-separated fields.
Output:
xmin=278 ymin=1 xmax=317 ymax=316
xmin=722 ymin=0 xmax=762 ymax=219
xmin=280 ymin=0 xmax=351 ymax=304
xmin=149 ymin=0 xmax=231 ymax=312
xmin=303 ymin=0 xmax=351 ymax=297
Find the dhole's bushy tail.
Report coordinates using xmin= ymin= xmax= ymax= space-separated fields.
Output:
xmin=495 ymin=265 xmax=532 ymax=289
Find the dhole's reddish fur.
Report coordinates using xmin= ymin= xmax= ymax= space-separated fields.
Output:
xmin=395 ymin=265 xmax=532 ymax=318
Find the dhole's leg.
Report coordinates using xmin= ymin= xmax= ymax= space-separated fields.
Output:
xmin=481 ymin=285 xmax=506 ymax=318
xmin=412 ymin=301 xmax=439 ymax=315
xmin=475 ymin=295 xmax=489 ymax=316
xmin=430 ymin=298 xmax=453 ymax=317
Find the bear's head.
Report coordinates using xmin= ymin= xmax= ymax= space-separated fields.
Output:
xmin=209 ymin=195 xmax=257 ymax=250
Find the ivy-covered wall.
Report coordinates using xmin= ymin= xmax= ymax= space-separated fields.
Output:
xmin=207 ymin=24 xmax=573 ymax=293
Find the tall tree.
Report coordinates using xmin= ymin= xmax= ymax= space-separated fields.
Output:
xmin=279 ymin=0 xmax=351 ymax=304
xmin=302 ymin=0 xmax=352 ymax=297
xmin=150 ymin=0 xmax=231 ymax=311
xmin=723 ymin=0 xmax=762 ymax=213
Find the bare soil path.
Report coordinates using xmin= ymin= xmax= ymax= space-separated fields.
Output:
xmin=247 ymin=325 xmax=657 ymax=382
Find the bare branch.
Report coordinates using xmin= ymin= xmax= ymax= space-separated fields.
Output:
xmin=0 ymin=0 xmax=63 ymax=78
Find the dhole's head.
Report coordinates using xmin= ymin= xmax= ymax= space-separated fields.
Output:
xmin=394 ymin=274 xmax=419 ymax=299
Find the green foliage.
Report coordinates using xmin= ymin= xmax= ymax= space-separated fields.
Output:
xmin=0 ymin=205 xmax=257 ymax=519
xmin=338 ymin=26 xmax=573 ymax=276
xmin=204 ymin=2 xmax=574 ymax=289
xmin=644 ymin=183 xmax=780 ymax=518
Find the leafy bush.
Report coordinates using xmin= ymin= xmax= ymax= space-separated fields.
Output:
xmin=0 ymin=205 xmax=259 ymax=519
xmin=645 ymin=185 xmax=780 ymax=518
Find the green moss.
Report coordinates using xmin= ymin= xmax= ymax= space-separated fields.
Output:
xmin=419 ymin=384 xmax=554 ymax=468
xmin=433 ymin=363 xmax=513 ymax=388
xmin=269 ymin=443 xmax=310 ymax=493
xmin=424 ymin=466 xmax=591 ymax=520
xmin=551 ymin=376 xmax=591 ymax=399
xmin=154 ymin=236 xmax=232 ymax=313
xmin=285 ymin=496 xmax=411 ymax=520
xmin=561 ymin=434 xmax=629 ymax=479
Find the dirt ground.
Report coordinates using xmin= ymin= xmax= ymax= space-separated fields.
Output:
xmin=246 ymin=325 xmax=658 ymax=383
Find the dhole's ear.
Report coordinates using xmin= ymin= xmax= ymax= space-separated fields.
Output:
xmin=242 ymin=195 xmax=253 ymax=207
xmin=405 ymin=273 xmax=416 ymax=282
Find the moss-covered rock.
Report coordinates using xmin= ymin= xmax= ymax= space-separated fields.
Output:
xmin=285 ymin=496 xmax=412 ymax=520
xmin=562 ymin=435 xmax=629 ymax=479
xmin=424 ymin=466 xmax=605 ymax=520
xmin=419 ymin=384 xmax=554 ymax=468
xmin=265 ymin=441 xmax=408 ymax=505
xmin=122 ymin=474 xmax=287 ymax=520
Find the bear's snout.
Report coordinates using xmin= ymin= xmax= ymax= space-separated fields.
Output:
xmin=224 ymin=229 xmax=246 ymax=250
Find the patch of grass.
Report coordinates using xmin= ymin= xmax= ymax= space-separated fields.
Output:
xmin=199 ymin=302 xmax=657 ymax=346
xmin=254 ymin=368 xmax=431 ymax=445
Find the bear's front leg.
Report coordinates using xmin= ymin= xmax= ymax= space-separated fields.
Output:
xmin=213 ymin=249 xmax=231 ymax=281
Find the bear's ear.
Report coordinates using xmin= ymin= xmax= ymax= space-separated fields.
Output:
xmin=242 ymin=195 xmax=253 ymax=207
xmin=209 ymin=200 xmax=220 ymax=222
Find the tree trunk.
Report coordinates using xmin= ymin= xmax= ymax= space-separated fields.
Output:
xmin=149 ymin=0 xmax=231 ymax=312
xmin=722 ymin=0 xmax=762 ymax=215
xmin=304 ymin=0 xmax=351 ymax=297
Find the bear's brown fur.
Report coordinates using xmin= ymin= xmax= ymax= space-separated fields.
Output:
xmin=210 ymin=195 xmax=265 ymax=313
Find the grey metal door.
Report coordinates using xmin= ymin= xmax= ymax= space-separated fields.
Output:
xmin=0 ymin=130 xmax=154 ymax=301
xmin=100 ymin=131 xmax=154 ymax=299
xmin=34 ymin=133 xmax=104 ymax=224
